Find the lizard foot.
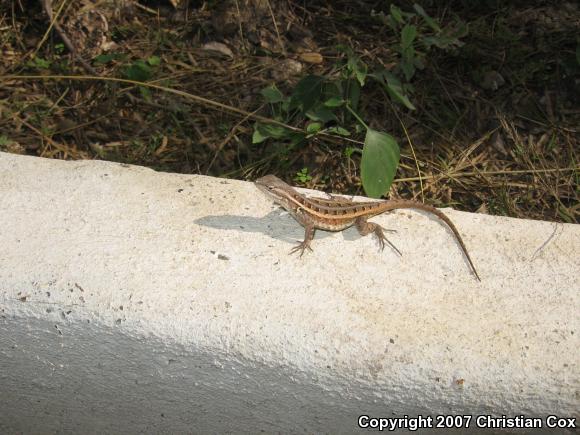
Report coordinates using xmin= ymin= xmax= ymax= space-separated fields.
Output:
xmin=290 ymin=241 xmax=313 ymax=257
xmin=376 ymin=233 xmax=402 ymax=256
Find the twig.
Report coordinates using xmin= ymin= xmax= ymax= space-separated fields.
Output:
xmin=18 ymin=116 xmax=67 ymax=155
xmin=206 ymin=105 xmax=264 ymax=174
xmin=133 ymin=2 xmax=158 ymax=15
xmin=1 ymin=74 xmax=364 ymax=148
xmin=233 ymin=0 xmax=245 ymax=49
xmin=387 ymin=98 xmax=425 ymax=202
xmin=40 ymin=0 xmax=98 ymax=75
xmin=266 ymin=0 xmax=286 ymax=56
xmin=394 ymin=167 xmax=579 ymax=183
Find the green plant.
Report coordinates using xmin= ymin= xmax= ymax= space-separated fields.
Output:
xmin=294 ymin=168 xmax=313 ymax=184
xmin=371 ymin=4 xmax=467 ymax=110
xmin=254 ymin=4 xmax=465 ymax=198
xmin=54 ymin=43 xmax=65 ymax=54
xmin=26 ymin=56 xmax=51 ymax=70
xmin=122 ymin=55 xmax=161 ymax=99
xmin=254 ymin=73 xmax=400 ymax=198
xmin=93 ymin=52 xmax=127 ymax=65
xmin=123 ymin=55 xmax=161 ymax=82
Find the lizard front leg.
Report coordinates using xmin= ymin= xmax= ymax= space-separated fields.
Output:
xmin=289 ymin=224 xmax=315 ymax=257
xmin=355 ymin=217 xmax=401 ymax=256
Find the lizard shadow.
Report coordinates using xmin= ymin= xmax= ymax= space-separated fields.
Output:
xmin=196 ymin=209 xmax=465 ymax=249
xmin=195 ymin=210 xmax=361 ymax=245
xmin=197 ymin=208 xmax=477 ymax=277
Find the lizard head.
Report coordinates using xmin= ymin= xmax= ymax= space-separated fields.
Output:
xmin=254 ymin=175 xmax=295 ymax=210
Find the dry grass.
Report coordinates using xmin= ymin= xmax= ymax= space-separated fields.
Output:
xmin=0 ymin=0 xmax=578 ymax=222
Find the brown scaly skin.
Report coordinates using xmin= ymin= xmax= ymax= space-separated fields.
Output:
xmin=255 ymin=175 xmax=480 ymax=281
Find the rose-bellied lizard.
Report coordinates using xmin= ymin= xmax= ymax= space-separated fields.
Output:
xmin=255 ymin=175 xmax=480 ymax=281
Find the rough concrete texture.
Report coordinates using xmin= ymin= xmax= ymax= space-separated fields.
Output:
xmin=0 ymin=152 xmax=578 ymax=434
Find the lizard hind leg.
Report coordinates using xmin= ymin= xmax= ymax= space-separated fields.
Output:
xmin=355 ymin=217 xmax=402 ymax=256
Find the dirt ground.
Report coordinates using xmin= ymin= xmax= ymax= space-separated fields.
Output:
xmin=0 ymin=0 xmax=578 ymax=222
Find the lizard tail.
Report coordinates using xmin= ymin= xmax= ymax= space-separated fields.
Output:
xmin=388 ymin=201 xmax=481 ymax=281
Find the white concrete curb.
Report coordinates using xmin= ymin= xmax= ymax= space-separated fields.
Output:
xmin=0 ymin=152 xmax=578 ymax=434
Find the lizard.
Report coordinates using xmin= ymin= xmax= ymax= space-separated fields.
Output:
xmin=255 ymin=174 xmax=480 ymax=281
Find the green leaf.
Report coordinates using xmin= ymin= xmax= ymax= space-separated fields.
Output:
xmin=323 ymin=96 xmax=344 ymax=107
xmin=280 ymin=99 xmax=290 ymax=113
xmin=384 ymin=15 xmax=399 ymax=31
xmin=94 ymin=53 xmax=125 ymax=64
xmin=261 ymin=124 xmax=291 ymax=139
xmin=37 ymin=57 xmax=50 ymax=68
xmin=370 ymin=71 xmax=416 ymax=111
xmin=124 ymin=60 xmax=152 ymax=81
xmin=327 ymin=126 xmax=350 ymax=136
xmin=27 ymin=57 xmax=50 ymax=69
xmin=322 ymin=81 xmax=342 ymax=100
xmin=390 ymin=5 xmax=404 ymax=24
xmin=94 ymin=54 xmax=115 ymax=64
xmin=401 ymin=25 xmax=417 ymax=50
xmin=361 ymin=129 xmax=400 ymax=198
xmin=252 ymin=129 xmax=267 ymax=144
xmin=413 ymin=4 xmax=440 ymax=32
xmin=348 ymin=56 xmax=367 ymax=86
xmin=347 ymin=80 xmax=361 ymax=112
xmin=355 ymin=63 xmax=367 ymax=86
xmin=401 ymin=58 xmax=416 ymax=81
xmin=288 ymin=132 xmax=307 ymax=147
xmin=147 ymin=55 xmax=161 ymax=66
xmin=306 ymin=122 xmax=322 ymax=134
xmin=289 ymin=75 xmax=324 ymax=113
xmin=423 ymin=35 xmax=458 ymax=49
xmin=384 ymin=72 xmax=416 ymax=110
xmin=261 ymin=85 xmax=285 ymax=103
xmin=305 ymin=104 xmax=337 ymax=123
xmin=139 ymin=86 xmax=152 ymax=101
xmin=294 ymin=168 xmax=312 ymax=184
xmin=423 ymin=23 xmax=467 ymax=49
xmin=252 ymin=123 xmax=291 ymax=144
xmin=344 ymin=146 xmax=356 ymax=158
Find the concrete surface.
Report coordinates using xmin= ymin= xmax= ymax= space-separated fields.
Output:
xmin=0 ymin=152 xmax=578 ymax=434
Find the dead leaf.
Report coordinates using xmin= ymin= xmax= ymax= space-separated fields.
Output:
xmin=490 ymin=131 xmax=507 ymax=155
xmin=202 ymin=42 xmax=234 ymax=58
xmin=480 ymin=70 xmax=505 ymax=91
xmin=476 ymin=203 xmax=489 ymax=214
xmin=298 ymin=52 xmax=323 ymax=64
xmin=271 ymin=59 xmax=303 ymax=81
xmin=154 ymin=136 xmax=169 ymax=156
